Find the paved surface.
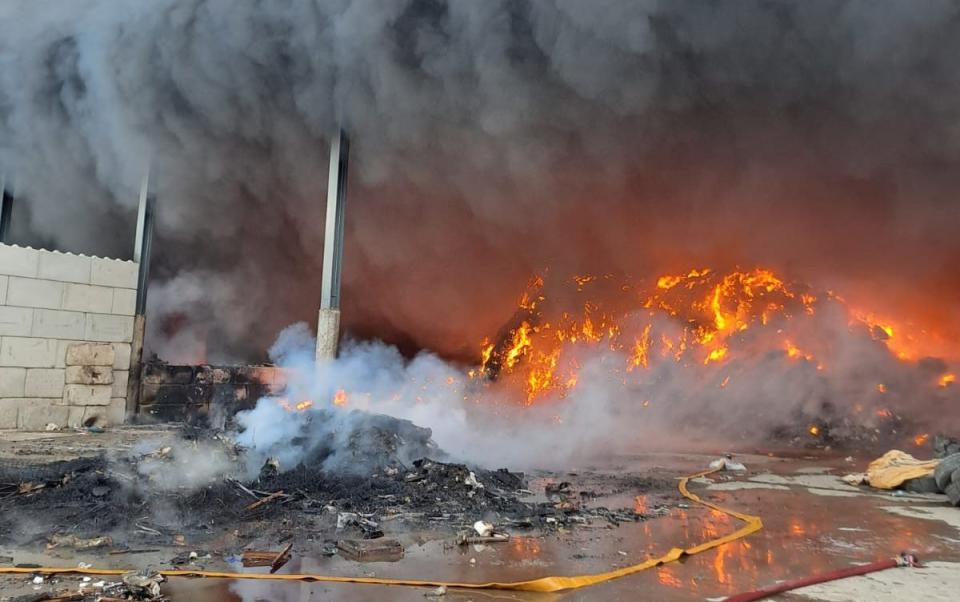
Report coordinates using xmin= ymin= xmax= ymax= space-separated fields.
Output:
xmin=0 ymin=432 xmax=958 ymax=600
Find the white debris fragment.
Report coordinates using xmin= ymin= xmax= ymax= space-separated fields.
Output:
xmin=709 ymin=457 xmax=746 ymax=471
xmin=32 ymin=575 xmax=44 ymax=584
xmin=78 ymin=562 xmax=92 ymax=569
xmin=464 ymin=472 xmax=484 ymax=489
xmin=337 ymin=512 xmax=359 ymax=529
xmin=842 ymin=472 xmax=867 ymax=485
xmin=473 ymin=521 xmax=494 ymax=537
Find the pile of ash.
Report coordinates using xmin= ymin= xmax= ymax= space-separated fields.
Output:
xmin=0 ymin=412 xmax=648 ymax=551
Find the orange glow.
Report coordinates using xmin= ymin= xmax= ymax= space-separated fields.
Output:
xmin=628 ymin=324 xmax=652 ymax=370
xmin=656 ymin=567 xmax=683 ymax=588
xmin=333 ymin=389 xmax=348 ymax=407
xmin=784 ymin=340 xmax=815 ymax=362
xmin=471 ymin=266 xmax=956 ymax=406
xmin=705 ymin=347 xmax=727 ymax=364
xmin=509 ymin=536 xmax=542 ymax=560
xmin=633 ymin=495 xmax=648 ymax=514
xmin=913 ymin=433 xmax=929 ymax=447
xmin=808 ymin=425 xmax=819 ymax=437
xmin=277 ymin=397 xmax=314 ymax=412
xmin=504 ymin=322 xmax=533 ymax=369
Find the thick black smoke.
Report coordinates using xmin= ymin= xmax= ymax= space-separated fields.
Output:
xmin=2 ymin=0 xmax=960 ymax=362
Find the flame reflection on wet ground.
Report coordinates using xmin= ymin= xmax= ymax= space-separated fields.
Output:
xmin=167 ymin=455 xmax=960 ymax=601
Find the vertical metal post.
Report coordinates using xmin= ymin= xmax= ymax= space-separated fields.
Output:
xmin=127 ymin=172 xmax=156 ymax=418
xmin=0 ymin=174 xmax=12 ymax=243
xmin=316 ymin=129 xmax=350 ymax=362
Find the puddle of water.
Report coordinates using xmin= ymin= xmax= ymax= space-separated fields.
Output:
xmin=166 ymin=484 xmax=960 ymax=601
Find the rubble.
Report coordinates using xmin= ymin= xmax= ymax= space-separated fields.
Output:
xmin=120 ymin=570 xmax=164 ymax=598
xmin=933 ymin=434 xmax=960 ymax=459
xmin=337 ymin=538 xmax=404 ymax=562
xmin=0 ymin=418 xmax=675 ymax=577
xmin=46 ymin=535 xmax=113 ymax=551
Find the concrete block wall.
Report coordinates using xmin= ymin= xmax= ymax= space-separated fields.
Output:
xmin=0 ymin=244 xmax=139 ymax=430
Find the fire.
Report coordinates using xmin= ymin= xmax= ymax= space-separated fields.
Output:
xmin=913 ymin=433 xmax=929 ymax=447
xmin=628 ymin=324 xmax=652 ymax=370
xmin=276 ymin=397 xmax=314 ymax=412
xmin=808 ymin=425 xmax=819 ymax=437
xmin=333 ymin=389 xmax=348 ymax=407
xmin=503 ymin=321 xmax=533 ymax=369
xmin=472 ymin=266 xmax=956 ymax=407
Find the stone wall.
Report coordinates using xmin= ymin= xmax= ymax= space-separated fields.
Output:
xmin=0 ymin=244 xmax=139 ymax=429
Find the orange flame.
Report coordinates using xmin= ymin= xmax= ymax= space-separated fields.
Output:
xmin=333 ymin=389 xmax=348 ymax=407
xmin=471 ymin=266 xmax=956 ymax=406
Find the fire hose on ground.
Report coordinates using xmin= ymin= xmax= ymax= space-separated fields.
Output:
xmin=0 ymin=467 xmax=921 ymax=597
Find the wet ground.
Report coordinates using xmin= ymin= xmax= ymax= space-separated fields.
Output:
xmin=1 ymin=437 xmax=958 ymax=601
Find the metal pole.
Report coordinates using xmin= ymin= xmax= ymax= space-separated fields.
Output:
xmin=0 ymin=174 xmax=12 ymax=243
xmin=316 ymin=129 xmax=350 ymax=362
xmin=320 ymin=128 xmax=350 ymax=311
xmin=127 ymin=171 xmax=156 ymax=419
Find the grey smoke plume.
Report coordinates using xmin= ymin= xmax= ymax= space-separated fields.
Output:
xmin=236 ymin=311 xmax=958 ymax=472
xmin=2 ymin=1 xmax=960 ymax=363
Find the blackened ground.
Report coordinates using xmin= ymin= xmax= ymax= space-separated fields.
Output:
xmin=0 ymin=425 xmax=673 ymax=558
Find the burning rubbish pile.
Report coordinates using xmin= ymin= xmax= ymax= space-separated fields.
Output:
xmin=467 ymin=267 xmax=959 ymax=446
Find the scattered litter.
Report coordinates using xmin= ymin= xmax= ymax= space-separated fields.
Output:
xmin=46 ymin=534 xmax=113 ymax=550
xmin=464 ymin=472 xmax=484 ymax=490
xmin=425 ymin=585 xmax=447 ymax=598
xmin=844 ymin=450 xmax=939 ymax=490
xmin=122 ymin=568 xmax=164 ymax=598
xmin=473 ymin=520 xmax=494 ymax=537
xmin=457 ymin=532 xmax=510 ymax=545
xmin=245 ymin=490 xmax=287 ymax=512
xmin=709 ymin=456 xmax=747 ymax=471
xmin=338 ymin=538 xmax=404 ymax=562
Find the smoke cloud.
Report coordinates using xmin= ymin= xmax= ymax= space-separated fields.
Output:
xmin=2 ymin=0 xmax=960 ymax=364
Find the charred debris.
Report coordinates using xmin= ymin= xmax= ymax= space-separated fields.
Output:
xmin=0 ymin=413 xmax=667 ymax=561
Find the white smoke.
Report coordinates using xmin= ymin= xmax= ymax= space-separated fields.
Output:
xmin=234 ymin=301 xmax=959 ymax=472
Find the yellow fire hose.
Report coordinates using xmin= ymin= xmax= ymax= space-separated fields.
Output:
xmin=0 ymin=467 xmax=761 ymax=593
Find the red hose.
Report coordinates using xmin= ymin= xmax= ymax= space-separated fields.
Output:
xmin=724 ymin=554 xmax=919 ymax=602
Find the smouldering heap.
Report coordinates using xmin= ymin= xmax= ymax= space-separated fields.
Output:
xmin=473 ymin=268 xmax=956 ymax=407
